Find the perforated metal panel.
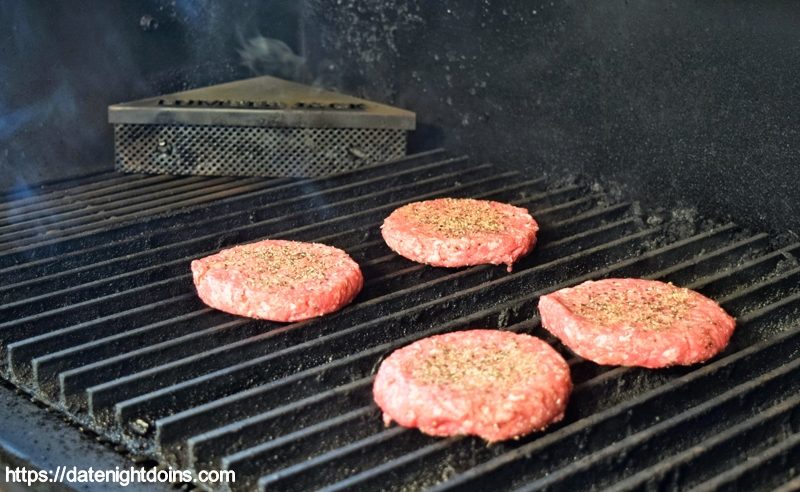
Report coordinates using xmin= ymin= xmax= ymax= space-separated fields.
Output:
xmin=114 ymin=124 xmax=407 ymax=177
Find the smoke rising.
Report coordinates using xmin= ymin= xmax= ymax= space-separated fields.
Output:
xmin=238 ymin=33 xmax=311 ymax=83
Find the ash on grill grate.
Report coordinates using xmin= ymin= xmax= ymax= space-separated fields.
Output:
xmin=1 ymin=150 xmax=798 ymax=491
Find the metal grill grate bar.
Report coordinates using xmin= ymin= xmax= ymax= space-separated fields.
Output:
xmin=95 ymin=227 xmax=659 ymax=425
xmin=312 ymin=233 xmax=776 ymax=489
xmin=683 ymin=243 xmax=800 ymax=299
xmin=151 ymin=213 xmax=639 ymax=456
xmin=0 ymin=159 xmax=485 ymax=308
xmin=0 ymin=171 xmax=148 ymax=213
xmin=690 ymin=430 xmax=800 ymax=492
xmin=125 ymin=220 xmax=726 ymax=418
xmin=511 ymin=355 xmax=800 ymax=491
xmin=268 ymin=236 xmax=792 ymax=490
xmin=0 ymin=151 xmax=451 ymax=283
xmin=717 ymin=267 xmax=800 ymax=314
xmin=73 ymin=180 xmax=600 ymax=412
xmin=1 ymin=170 xmax=112 ymax=201
xmin=44 ymin=175 xmax=545 ymax=404
xmin=0 ymin=166 xmax=500 ymax=314
xmin=142 ymin=224 xmax=736 ymax=468
xmin=0 ymin=149 xmax=446 ymax=263
xmin=253 ymin=234 xmax=787 ymax=492
xmin=0 ymin=169 xmax=520 ymax=346
xmin=0 ymin=175 xmax=220 ymax=230
xmin=5 ymin=293 xmax=199 ymax=378
xmin=424 ymin=311 xmax=800 ymax=492
xmin=0 ymin=178 xmax=291 ymax=252
xmin=605 ymin=392 xmax=800 ymax=491
xmin=1 ymin=151 xmax=797 ymax=491
xmin=0 ymin=176 xmax=245 ymax=243
xmin=772 ymin=476 xmax=800 ymax=492
xmin=15 ymin=181 xmax=583 ymax=387
xmin=0 ymin=161 xmax=492 ymax=301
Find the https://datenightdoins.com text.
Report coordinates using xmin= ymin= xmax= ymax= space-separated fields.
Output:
xmin=5 ymin=465 xmax=235 ymax=488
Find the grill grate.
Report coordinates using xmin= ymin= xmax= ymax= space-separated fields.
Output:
xmin=1 ymin=150 xmax=799 ymax=491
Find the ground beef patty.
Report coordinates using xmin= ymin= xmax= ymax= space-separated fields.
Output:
xmin=373 ymin=330 xmax=572 ymax=442
xmin=539 ymin=278 xmax=736 ymax=368
xmin=191 ymin=240 xmax=363 ymax=322
xmin=381 ymin=198 xmax=538 ymax=272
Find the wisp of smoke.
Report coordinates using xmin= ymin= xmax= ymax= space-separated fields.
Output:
xmin=237 ymin=33 xmax=311 ymax=83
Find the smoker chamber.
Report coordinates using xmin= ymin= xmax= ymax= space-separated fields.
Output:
xmin=108 ymin=76 xmax=415 ymax=178
xmin=1 ymin=150 xmax=799 ymax=491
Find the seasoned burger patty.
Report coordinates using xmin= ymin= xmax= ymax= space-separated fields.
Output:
xmin=373 ymin=330 xmax=572 ymax=442
xmin=538 ymin=278 xmax=736 ymax=368
xmin=191 ymin=240 xmax=363 ymax=322
xmin=381 ymin=198 xmax=538 ymax=271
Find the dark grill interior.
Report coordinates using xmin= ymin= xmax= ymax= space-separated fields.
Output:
xmin=1 ymin=150 xmax=799 ymax=491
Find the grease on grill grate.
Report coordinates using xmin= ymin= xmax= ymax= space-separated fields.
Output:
xmin=0 ymin=150 xmax=799 ymax=491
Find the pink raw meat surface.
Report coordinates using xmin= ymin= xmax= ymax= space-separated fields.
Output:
xmin=373 ymin=329 xmax=572 ymax=442
xmin=539 ymin=278 xmax=736 ymax=368
xmin=191 ymin=239 xmax=363 ymax=322
xmin=381 ymin=198 xmax=538 ymax=272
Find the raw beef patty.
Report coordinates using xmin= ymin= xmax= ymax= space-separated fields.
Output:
xmin=373 ymin=329 xmax=572 ymax=442
xmin=191 ymin=239 xmax=363 ymax=322
xmin=539 ymin=278 xmax=736 ymax=368
xmin=381 ymin=198 xmax=538 ymax=271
